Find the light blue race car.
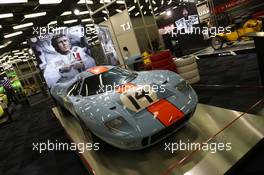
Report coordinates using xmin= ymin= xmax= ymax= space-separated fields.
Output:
xmin=51 ymin=66 xmax=198 ymax=150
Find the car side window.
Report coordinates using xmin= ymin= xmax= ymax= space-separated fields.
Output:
xmin=67 ymin=80 xmax=82 ymax=96
xmin=80 ymin=75 xmax=101 ymax=96
xmin=80 ymin=82 xmax=89 ymax=97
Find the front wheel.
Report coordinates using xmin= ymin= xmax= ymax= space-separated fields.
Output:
xmin=211 ymin=36 xmax=224 ymax=50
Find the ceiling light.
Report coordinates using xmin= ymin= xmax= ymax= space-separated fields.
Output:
xmin=168 ymin=0 xmax=172 ymax=5
xmin=102 ymin=10 xmax=108 ymax=14
xmin=152 ymin=0 xmax=156 ymax=5
xmin=18 ymin=56 xmax=26 ymax=59
xmin=74 ymin=9 xmax=80 ymax=15
xmin=78 ymin=11 xmax=90 ymax=15
xmin=104 ymin=17 xmax=108 ymax=21
xmin=4 ymin=31 xmax=23 ymax=38
xmin=13 ymin=22 xmax=33 ymax=30
xmin=39 ymin=0 xmax=61 ymax=4
xmin=78 ymin=0 xmax=93 ymax=4
xmin=166 ymin=10 xmax=172 ymax=16
xmin=60 ymin=11 xmax=72 ymax=16
xmin=154 ymin=7 xmax=158 ymax=11
xmin=24 ymin=12 xmax=46 ymax=18
xmin=86 ymin=24 xmax=94 ymax=27
xmin=116 ymin=9 xmax=122 ymax=13
xmin=0 ymin=25 xmax=2 ymax=28
xmin=100 ymin=0 xmax=111 ymax=4
xmin=116 ymin=0 xmax=125 ymax=4
xmin=0 ymin=13 xmax=13 ymax=19
xmin=48 ymin=21 xmax=57 ymax=25
xmin=160 ymin=11 xmax=165 ymax=15
xmin=12 ymin=50 xmax=20 ymax=53
xmin=135 ymin=12 xmax=139 ymax=16
xmin=128 ymin=6 xmax=135 ymax=12
xmin=64 ymin=19 xmax=78 ymax=24
xmin=0 ymin=0 xmax=27 ymax=4
xmin=161 ymin=0 xmax=164 ymax=5
xmin=14 ymin=52 xmax=24 ymax=55
xmin=81 ymin=18 xmax=93 ymax=22
xmin=0 ymin=41 xmax=12 ymax=49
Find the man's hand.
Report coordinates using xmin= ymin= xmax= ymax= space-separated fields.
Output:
xmin=72 ymin=61 xmax=84 ymax=69
xmin=59 ymin=65 xmax=72 ymax=73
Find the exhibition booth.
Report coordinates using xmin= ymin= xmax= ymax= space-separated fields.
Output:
xmin=0 ymin=0 xmax=264 ymax=175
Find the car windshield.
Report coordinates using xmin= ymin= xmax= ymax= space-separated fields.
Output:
xmin=80 ymin=67 xmax=137 ymax=96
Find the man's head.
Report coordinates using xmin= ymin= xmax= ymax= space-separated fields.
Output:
xmin=51 ymin=34 xmax=71 ymax=55
xmin=182 ymin=8 xmax=189 ymax=17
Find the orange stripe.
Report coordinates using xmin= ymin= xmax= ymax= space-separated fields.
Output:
xmin=147 ymin=99 xmax=184 ymax=127
xmin=87 ymin=66 xmax=108 ymax=75
xmin=116 ymin=83 xmax=136 ymax=93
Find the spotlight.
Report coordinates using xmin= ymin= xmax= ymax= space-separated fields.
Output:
xmin=166 ymin=10 xmax=172 ymax=17
xmin=74 ymin=9 xmax=80 ymax=15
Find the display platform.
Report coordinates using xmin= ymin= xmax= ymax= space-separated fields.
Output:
xmin=194 ymin=40 xmax=255 ymax=58
xmin=52 ymin=103 xmax=264 ymax=175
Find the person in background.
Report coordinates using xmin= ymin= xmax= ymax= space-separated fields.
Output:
xmin=123 ymin=46 xmax=131 ymax=59
xmin=0 ymin=76 xmax=17 ymax=105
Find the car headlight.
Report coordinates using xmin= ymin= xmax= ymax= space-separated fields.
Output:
xmin=104 ymin=117 xmax=124 ymax=132
xmin=176 ymin=81 xmax=189 ymax=91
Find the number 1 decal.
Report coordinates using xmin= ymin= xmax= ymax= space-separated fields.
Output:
xmin=120 ymin=86 xmax=158 ymax=112
xmin=127 ymin=90 xmax=154 ymax=110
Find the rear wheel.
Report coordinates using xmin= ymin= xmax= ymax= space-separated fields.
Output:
xmin=211 ymin=36 xmax=224 ymax=50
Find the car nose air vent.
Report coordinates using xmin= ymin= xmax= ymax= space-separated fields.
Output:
xmin=162 ymin=80 xmax=168 ymax=84
xmin=109 ymin=106 xmax=116 ymax=110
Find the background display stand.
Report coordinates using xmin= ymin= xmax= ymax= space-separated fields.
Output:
xmin=52 ymin=104 xmax=264 ymax=175
xmin=244 ymin=32 xmax=264 ymax=86
xmin=12 ymin=59 xmax=48 ymax=106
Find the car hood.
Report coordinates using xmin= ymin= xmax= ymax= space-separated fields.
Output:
xmin=74 ymin=70 xmax=197 ymax=137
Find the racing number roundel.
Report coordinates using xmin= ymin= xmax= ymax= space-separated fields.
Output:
xmin=120 ymin=85 xmax=158 ymax=112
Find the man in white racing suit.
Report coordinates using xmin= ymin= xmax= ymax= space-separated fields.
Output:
xmin=40 ymin=34 xmax=96 ymax=87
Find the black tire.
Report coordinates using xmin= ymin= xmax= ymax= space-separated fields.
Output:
xmin=211 ymin=36 xmax=223 ymax=50
xmin=226 ymin=42 xmax=234 ymax=46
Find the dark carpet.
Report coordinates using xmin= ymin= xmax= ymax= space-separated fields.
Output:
xmin=194 ymin=53 xmax=264 ymax=114
xmin=0 ymin=100 xmax=88 ymax=175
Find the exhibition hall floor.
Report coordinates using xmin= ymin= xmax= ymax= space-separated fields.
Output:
xmin=52 ymin=102 xmax=264 ymax=175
